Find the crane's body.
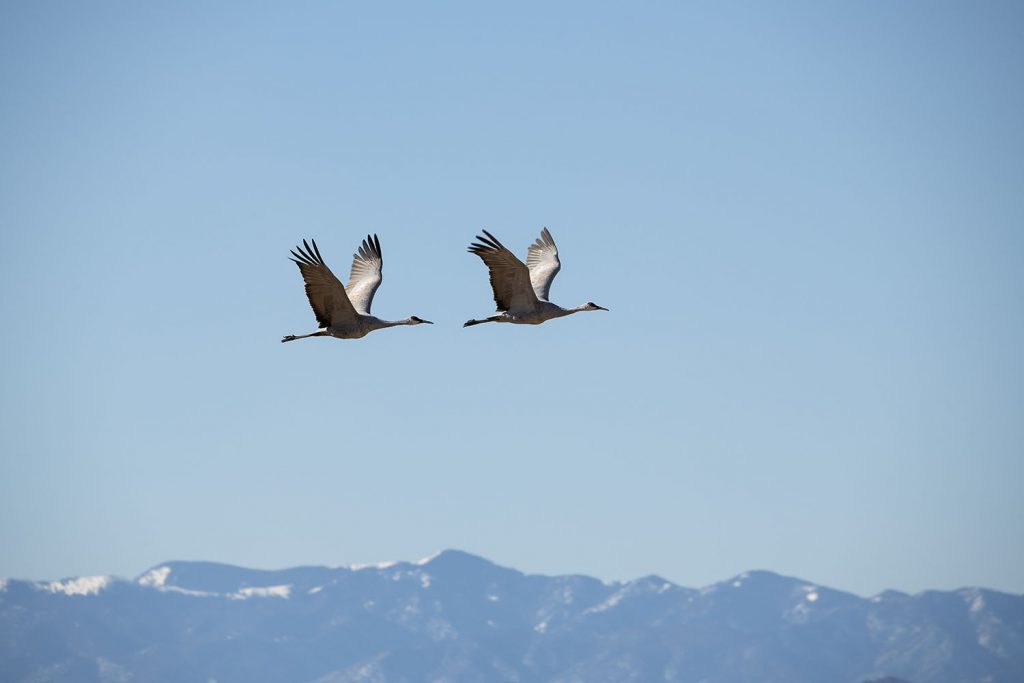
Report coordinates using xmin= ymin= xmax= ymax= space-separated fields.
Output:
xmin=464 ymin=228 xmax=607 ymax=328
xmin=281 ymin=314 xmax=426 ymax=341
xmin=282 ymin=235 xmax=432 ymax=342
xmin=463 ymin=301 xmax=591 ymax=327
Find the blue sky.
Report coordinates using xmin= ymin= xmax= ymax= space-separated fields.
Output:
xmin=1 ymin=1 xmax=1022 ymax=596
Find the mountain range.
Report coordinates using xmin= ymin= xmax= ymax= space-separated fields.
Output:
xmin=2 ymin=550 xmax=1021 ymax=683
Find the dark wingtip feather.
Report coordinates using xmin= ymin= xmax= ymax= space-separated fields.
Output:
xmin=290 ymin=248 xmax=313 ymax=265
xmin=310 ymin=239 xmax=325 ymax=264
xmin=355 ymin=233 xmax=381 ymax=262
xmin=479 ymin=230 xmax=504 ymax=250
xmin=471 ymin=233 xmax=502 ymax=251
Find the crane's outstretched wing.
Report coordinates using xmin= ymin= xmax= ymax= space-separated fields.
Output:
xmin=468 ymin=230 xmax=539 ymax=314
xmin=289 ymin=239 xmax=358 ymax=327
xmin=346 ymin=234 xmax=383 ymax=315
xmin=526 ymin=227 xmax=561 ymax=302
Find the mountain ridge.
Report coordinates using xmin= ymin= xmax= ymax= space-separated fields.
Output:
xmin=11 ymin=550 xmax=1016 ymax=601
xmin=2 ymin=549 xmax=1022 ymax=683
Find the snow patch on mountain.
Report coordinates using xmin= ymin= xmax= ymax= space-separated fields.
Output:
xmin=968 ymin=591 xmax=986 ymax=614
xmin=134 ymin=566 xmax=291 ymax=600
xmin=344 ymin=561 xmax=398 ymax=571
xmin=43 ymin=575 xmax=111 ymax=596
xmin=138 ymin=566 xmax=171 ymax=588
xmin=231 ymin=584 xmax=291 ymax=600
xmin=414 ymin=550 xmax=443 ymax=565
xmin=584 ymin=589 xmax=625 ymax=614
xmin=158 ymin=585 xmax=218 ymax=598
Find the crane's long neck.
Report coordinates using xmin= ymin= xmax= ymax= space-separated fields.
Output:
xmin=535 ymin=302 xmax=587 ymax=322
xmin=365 ymin=316 xmax=420 ymax=331
xmin=535 ymin=301 xmax=576 ymax=316
xmin=547 ymin=304 xmax=599 ymax=320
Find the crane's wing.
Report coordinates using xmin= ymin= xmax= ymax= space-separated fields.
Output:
xmin=526 ymin=227 xmax=561 ymax=302
xmin=345 ymin=234 xmax=383 ymax=315
xmin=468 ymin=230 xmax=539 ymax=314
xmin=289 ymin=239 xmax=358 ymax=327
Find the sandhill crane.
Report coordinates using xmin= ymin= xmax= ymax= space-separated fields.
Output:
xmin=282 ymin=235 xmax=432 ymax=342
xmin=464 ymin=228 xmax=608 ymax=327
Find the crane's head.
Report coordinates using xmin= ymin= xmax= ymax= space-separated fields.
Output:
xmin=408 ymin=316 xmax=434 ymax=325
xmin=583 ymin=302 xmax=609 ymax=312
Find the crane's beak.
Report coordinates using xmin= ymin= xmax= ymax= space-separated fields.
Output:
xmin=419 ymin=318 xmax=434 ymax=324
xmin=594 ymin=305 xmax=609 ymax=311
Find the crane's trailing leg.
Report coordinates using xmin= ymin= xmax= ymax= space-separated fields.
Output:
xmin=464 ymin=315 xmax=503 ymax=328
xmin=281 ymin=330 xmax=329 ymax=343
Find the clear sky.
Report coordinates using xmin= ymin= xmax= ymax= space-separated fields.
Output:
xmin=1 ymin=2 xmax=1022 ymax=597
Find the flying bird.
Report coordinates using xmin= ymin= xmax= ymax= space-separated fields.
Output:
xmin=282 ymin=235 xmax=432 ymax=342
xmin=464 ymin=228 xmax=608 ymax=327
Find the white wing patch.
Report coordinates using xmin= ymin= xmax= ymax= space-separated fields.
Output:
xmin=526 ymin=227 xmax=561 ymax=301
xmin=346 ymin=234 xmax=384 ymax=315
